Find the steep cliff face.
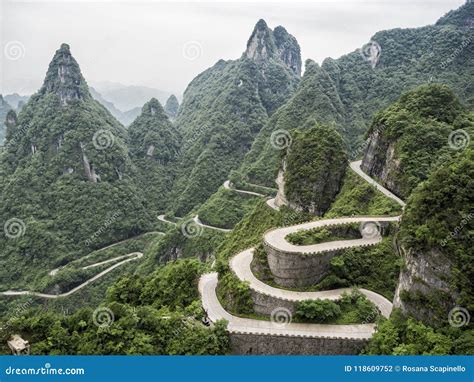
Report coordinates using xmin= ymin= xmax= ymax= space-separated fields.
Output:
xmin=361 ymin=84 xmax=471 ymax=199
xmin=171 ymin=19 xmax=301 ymax=215
xmin=394 ymin=148 xmax=473 ymax=326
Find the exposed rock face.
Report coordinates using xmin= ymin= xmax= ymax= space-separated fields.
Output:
xmin=361 ymin=129 xmax=403 ymax=197
xmin=394 ymin=148 xmax=473 ymax=326
xmin=39 ymin=43 xmax=90 ymax=105
xmin=274 ymin=161 xmax=288 ymax=208
xmin=245 ymin=19 xmax=301 ymax=76
xmin=393 ymin=245 xmax=455 ymax=323
xmin=360 ymin=84 xmax=466 ymax=199
xmin=164 ymin=94 xmax=179 ymax=120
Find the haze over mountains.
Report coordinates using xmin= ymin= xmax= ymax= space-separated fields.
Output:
xmin=0 ymin=1 xmax=472 ymax=356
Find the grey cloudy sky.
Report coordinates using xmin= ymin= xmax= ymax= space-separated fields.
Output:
xmin=0 ymin=0 xmax=466 ymax=96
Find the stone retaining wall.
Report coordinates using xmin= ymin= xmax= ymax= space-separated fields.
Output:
xmin=251 ymin=289 xmax=296 ymax=316
xmin=264 ymin=242 xmax=338 ymax=287
xmin=230 ymin=332 xmax=368 ymax=355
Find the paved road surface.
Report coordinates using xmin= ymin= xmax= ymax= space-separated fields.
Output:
xmin=1 ymin=252 xmax=143 ymax=299
xmin=199 ymin=160 xmax=406 ymax=338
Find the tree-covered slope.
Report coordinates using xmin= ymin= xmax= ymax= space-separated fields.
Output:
xmin=127 ymin=98 xmax=181 ymax=214
xmin=361 ymin=84 xmax=473 ymax=199
xmin=237 ymin=1 xmax=473 ymax=187
xmin=0 ymin=44 xmax=153 ymax=289
xmin=170 ymin=19 xmax=301 ymax=216
xmin=283 ymin=123 xmax=347 ymax=215
xmin=394 ymin=147 xmax=473 ymax=325
xmin=164 ymin=95 xmax=179 ymax=120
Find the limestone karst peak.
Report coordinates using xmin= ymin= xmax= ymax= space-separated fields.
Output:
xmin=39 ymin=43 xmax=90 ymax=105
xmin=245 ymin=19 xmax=301 ymax=76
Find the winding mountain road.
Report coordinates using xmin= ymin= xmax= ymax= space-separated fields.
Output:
xmin=199 ymin=160 xmax=406 ymax=338
xmin=223 ymin=180 xmax=265 ymax=197
xmin=1 ymin=252 xmax=143 ymax=299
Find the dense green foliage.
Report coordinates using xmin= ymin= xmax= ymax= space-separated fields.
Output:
xmin=325 ymin=169 xmax=402 ymax=217
xmin=127 ymin=98 xmax=181 ymax=213
xmin=0 ymin=44 xmax=153 ymax=288
xmin=365 ymin=310 xmax=471 ymax=355
xmin=164 ymin=94 xmax=179 ymax=119
xmin=362 ymin=84 xmax=473 ymax=198
xmin=397 ymin=147 xmax=473 ymax=323
xmin=295 ymin=290 xmax=378 ymax=324
xmin=238 ymin=2 xmax=473 ymax=186
xmin=0 ymin=259 xmax=230 ymax=355
xmin=284 ymin=123 xmax=347 ymax=215
xmin=0 ymin=95 xmax=12 ymax=144
xmin=197 ymin=187 xmax=260 ymax=229
xmin=170 ymin=20 xmax=300 ymax=215
xmin=286 ymin=223 xmax=360 ymax=246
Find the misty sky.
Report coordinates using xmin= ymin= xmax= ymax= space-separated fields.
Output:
xmin=0 ymin=0 xmax=466 ymax=97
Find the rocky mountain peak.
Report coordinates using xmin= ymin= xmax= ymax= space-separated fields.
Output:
xmin=245 ymin=19 xmax=301 ymax=76
xmin=143 ymin=98 xmax=167 ymax=118
xmin=164 ymin=94 xmax=179 ymax=119
xmin=40 ymin=43 xmax=90 ymax=105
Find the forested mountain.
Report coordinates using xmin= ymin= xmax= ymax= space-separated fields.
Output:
xmin=394 ymin=147 xmax=473 ymax=326
xmin=170 ymin=19 xmax=301 ymax=216
xmin=236 ymin=1 xmax=473 ymax=187
xmin=164 ymin=95 xmax=180 ymax=120
xmin=0 ymin=44 xmax=153 ymax=288
xmin=128 ymin=98 xmax=181 ymax=213
xmin=361 ymin=84 xmax=473 ymax=199
xmin=0 ymin=95 xmax=13 ymax=144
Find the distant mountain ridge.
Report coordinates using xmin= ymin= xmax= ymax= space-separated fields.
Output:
xmin=170 ymin=19 xmax=302 ymax=216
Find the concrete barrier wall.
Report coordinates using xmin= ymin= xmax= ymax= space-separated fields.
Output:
xmin=230 ymin=332 xmax=368 ymax=355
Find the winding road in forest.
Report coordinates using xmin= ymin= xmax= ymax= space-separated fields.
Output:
xmin=0 ymin=231 xmax=166 ymax=299
xmin=199 ymin=160 xmax=405 ymax=339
